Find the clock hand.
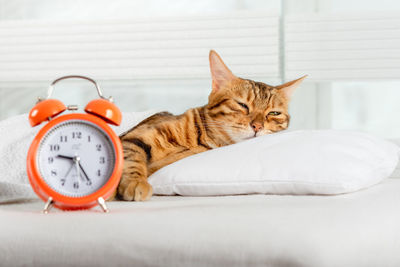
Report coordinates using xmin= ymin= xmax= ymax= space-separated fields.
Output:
xmin=73 ymin=156 xmax=82 ymax=185
xmin=78 ymin=162 xmax=92 ymax=184
xmin=63 ymin=163 xmax=75 ymax=180
xmin=57 ymin=155 xmax=85 ymax=183
xmin=57 ymin=154 xmax=91 ymax=184
xmin=57 ymin=155 xmax=74 ymax=160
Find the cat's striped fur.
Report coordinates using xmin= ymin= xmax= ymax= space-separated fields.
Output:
xmin=117 ymin=50 xmax=306 ymax=201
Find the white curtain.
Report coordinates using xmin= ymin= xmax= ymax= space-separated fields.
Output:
xmin=0 ymin=0 xmax=399 ymax=138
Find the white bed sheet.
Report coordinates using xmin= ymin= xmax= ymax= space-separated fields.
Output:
xmin=1 ymin=176 xmax=400 ymax=267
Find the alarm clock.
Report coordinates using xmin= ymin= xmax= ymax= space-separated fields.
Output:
xmin=27 ymin=75 xmax=123 ymax=213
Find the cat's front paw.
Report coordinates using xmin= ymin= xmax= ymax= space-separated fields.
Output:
xmin=118 ymin=178 xmax=153 ymax=201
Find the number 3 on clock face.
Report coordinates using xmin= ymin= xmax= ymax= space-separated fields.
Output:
xmin=37 ymin=120 xmax=116 ymax=197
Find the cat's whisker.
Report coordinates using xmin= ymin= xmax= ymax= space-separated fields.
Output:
xmin=201 ymin=122 xmax=247 ymax=130
xmin=205 ymin=127 xmax=245 ymax=135
xmin=204 ymin=124 xmax=243 ymax=129
xmin=201 ymin=126 xmax=241 ymax=133
xmin=194 ymin=124 xmax=239 ymax=136
xmin=206 ymin=126 xmax=247 ymax=132
xmin=206 ymin=128 xmax=242 ymax=136
xmin=203 ymin=120 xmax=246 ymax=127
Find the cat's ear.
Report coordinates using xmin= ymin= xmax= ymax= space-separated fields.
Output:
xmin=276 ymin=75 xmax=307 ymax=99
xmin=209 ymin=50 xmax=237 ymax=92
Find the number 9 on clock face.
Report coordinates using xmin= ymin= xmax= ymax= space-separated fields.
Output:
xmin=37 ymin=120 xmax=116 ymax=197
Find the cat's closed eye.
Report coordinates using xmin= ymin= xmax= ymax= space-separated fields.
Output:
xmin=236 ymin=101 xmax=249 ymax=111
xmin=268 ymin=111 xmax=281 ymax=116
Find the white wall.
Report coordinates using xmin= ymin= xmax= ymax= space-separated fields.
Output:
xmin=0 ymin=0 xmax=399 ymax=138
xmin=0 ymin=0 xmax=281 ymax=20
xmin=284 ymin=0 xmax=400 ymax=138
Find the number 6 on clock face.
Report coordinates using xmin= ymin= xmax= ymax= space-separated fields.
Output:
xmin=37 ymin=120 xmax=116 ymax=197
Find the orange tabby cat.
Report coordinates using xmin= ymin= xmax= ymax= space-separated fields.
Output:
xmin=118 ymin=50 xmax=306 ymax=201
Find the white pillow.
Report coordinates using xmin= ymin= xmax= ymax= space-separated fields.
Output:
xmin=148 ymin=130 xmax=400 ymax=196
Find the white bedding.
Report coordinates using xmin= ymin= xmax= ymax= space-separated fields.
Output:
xmin=1 ymin=175 xmax=400 ymax=267
xmin=0 ymin=111 xmax=157 ymax=203
xmin=1 ymin=113 xmax=400 ymax=266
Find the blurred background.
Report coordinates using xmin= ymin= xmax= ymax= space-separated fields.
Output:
xmin=0 ymin=0 xmax=399 ymax=138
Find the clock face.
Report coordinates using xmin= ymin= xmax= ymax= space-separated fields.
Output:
xmin=37 ymin=120 xmax=116 ymax=197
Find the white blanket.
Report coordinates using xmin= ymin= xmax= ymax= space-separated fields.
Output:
xmin=1 ymin=178 xmax=400 ymax=267
xmin=0 ymin=110 xmax=157 ymax=203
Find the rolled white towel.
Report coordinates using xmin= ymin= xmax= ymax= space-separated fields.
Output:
xmin=0 ymin=110 xmax=157 ymax=203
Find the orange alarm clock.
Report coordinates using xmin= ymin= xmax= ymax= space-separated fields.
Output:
xmin=27 ymin=75 xmax=123 ymax=213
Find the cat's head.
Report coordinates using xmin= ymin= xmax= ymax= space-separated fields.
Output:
xmin=205 ymin=50 xmax=306 ymax=142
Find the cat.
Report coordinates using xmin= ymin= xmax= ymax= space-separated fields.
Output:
xmin=117 ymin=50 xmax=306 ymax=201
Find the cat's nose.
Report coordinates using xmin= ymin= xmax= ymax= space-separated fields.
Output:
xmin=251 ymin=122 xmax=263 ymax=133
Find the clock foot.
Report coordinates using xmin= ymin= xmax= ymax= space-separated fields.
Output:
xmin=43 ymin=197 xmax=54 ymax=214
xmin=97 ymin=197 xmax=109 ymax=213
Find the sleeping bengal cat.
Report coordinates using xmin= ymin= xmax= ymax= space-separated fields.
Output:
xmin=117 ymin=50 xmax=306 ymax=201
